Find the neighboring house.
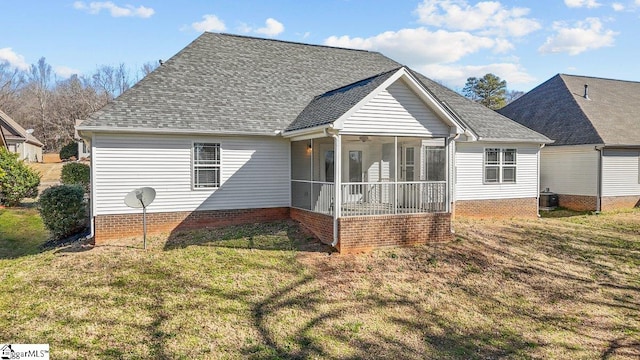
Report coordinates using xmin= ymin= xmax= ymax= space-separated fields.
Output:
xmin=0 ymin=124 xmax=6 ymax=150
xmin=498 ymin=74 xmax=640 ymax=212
xmin=75 ymin=119 xmax=90 ymax=159
xmin=0 ymin=109 xmax=44 ymax=162
xmin=77 ymin=33 xmax=550 ymax=253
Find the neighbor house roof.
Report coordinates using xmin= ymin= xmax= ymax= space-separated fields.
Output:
xmin=0 ymin=109 xmax=44 ymax=147
xmin=78 ymin=32 xmax=549 ymax=143
xmin=498 ymin=74 xmax=640 ymax=146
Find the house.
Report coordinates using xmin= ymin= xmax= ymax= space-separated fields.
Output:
xmin=75 ymin=119 xmax=90 ymax=160
xmin=498 ymin=74 xmax=640 ymax=212
xmin=0 ymin=124 xmax=6 ymax=150
xmin=77 ymin=33 xmax=551 ymax=253
xmin=0 ymin=109 xmax=44 ymax=162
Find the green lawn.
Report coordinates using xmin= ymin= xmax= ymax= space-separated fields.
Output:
xmin=0 ymin=207 xmax=639 ymax=359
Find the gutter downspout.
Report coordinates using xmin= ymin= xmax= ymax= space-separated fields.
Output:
xmin=448 ymin=133 xmax=460 ymax=221
xmin=595 ymin=145 xmax=604 ymax=213
xmin=537 ymin=144 xmax=545 ymax=218
xmin=325 ymin=127 xmax=341 ymax=248
xmin=78 ymin=130 xmax=95 ymax=240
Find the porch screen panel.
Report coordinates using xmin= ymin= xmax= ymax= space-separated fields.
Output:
xmin=291 ymin=181 xmax=312 ymax=210
xmin=425 ymin=146 xmax=446 ymax=181
xmin=291 ymin=141 xmax=311 ymax=181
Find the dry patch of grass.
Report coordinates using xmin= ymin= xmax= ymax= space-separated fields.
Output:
xmin=28 ymin=162 xmax=64 ymax=183
xmin=0 ymin=208 xmax=638 ymax=359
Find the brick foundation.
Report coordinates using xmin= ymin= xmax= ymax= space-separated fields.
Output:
xmin=94 ymin=207 xmax=290 ymax=244
xmin=455 ymin=198 xmax=538 ymax=218
xmin=557 ymin=195 xmax=598 ymax=211
xmin=290 ymin=208 xmax=334 ymax=245
xmin=601 ymin=196 xmax=640 ymax=211
xmin=95 ymin=207 xmax=454 ymax=254
xmin=337 ymin=213 xmax=453 ymax=254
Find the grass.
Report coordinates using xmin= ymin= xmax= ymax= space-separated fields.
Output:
xmin=0 ymin=207 xmax=639 ymax=359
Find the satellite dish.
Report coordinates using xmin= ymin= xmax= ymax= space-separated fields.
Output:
xmin=124 ymin=187 xmax=156 ymax=249
xmin=124 ymin=187 xmax=156 ymax=208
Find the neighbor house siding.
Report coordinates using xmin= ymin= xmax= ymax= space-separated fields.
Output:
xmin=92 ymin=133 xmax=290 ymax=215
xmin=601 ymin=149 xmax=640 ymax=197
xmin=341 ymin=79 xmax=450 ymax=137
xmin=454 ymin=142 xmax=539 ymax=200
xmin=540 ymin=145 xmax=598 ymax=196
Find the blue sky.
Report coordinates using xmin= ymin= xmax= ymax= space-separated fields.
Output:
xmin=1 ymin=0 xmax=638 ymax=92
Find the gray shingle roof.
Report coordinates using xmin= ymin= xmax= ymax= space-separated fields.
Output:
xmin=286 ymin=68 xmax=399 ymax=132
xmin=80 ymin=32 xmax=549 ymax=143
xmin=498 ymin=74 xmax=640 ymax=146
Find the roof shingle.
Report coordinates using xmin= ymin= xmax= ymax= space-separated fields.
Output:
xmin=80 ymin=32 xmax=549 ymax=143
xmin=499 ymin=74 xmax=640 ymax=146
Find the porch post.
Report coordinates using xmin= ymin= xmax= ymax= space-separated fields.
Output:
xmin=332 ymin=134 xmax=342 ymax=247
xmin=394 ymin=136 xmax=398 ymax=214
xmin=445 ymin=137 xmax=451 ymax=213
xmin=334 ymin=134 xmax=342 ymax=219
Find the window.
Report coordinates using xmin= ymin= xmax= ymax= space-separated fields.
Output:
xmin=193 ymin=143 xmax=221 ymax=188
xmin=484 ymin=148 xmax=516 ymax=183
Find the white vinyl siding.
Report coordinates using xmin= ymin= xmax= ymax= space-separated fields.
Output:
xmin=341 ymin=79 xmax=450 ymax=137
xmin=601 ymin=149 xmax=640 ymax=196
xmin=540 ymin=145 xmax=598 ymax=196
xmin=92 ymin=133 xmax=290 ymax=215
xmin=455 ymin=142 xmax=539 ymax=200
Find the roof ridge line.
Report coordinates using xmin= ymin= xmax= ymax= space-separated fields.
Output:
xmin=560 ymin=73 xmax=640 ymax=84
xmin=212 ymin=32 xmax=379 ymax=54
xmin=558 ymin=75 xmax=605 ymax=144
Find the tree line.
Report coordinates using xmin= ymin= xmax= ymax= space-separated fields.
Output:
xmin=0 ymin=58 xmax=157 ymax=152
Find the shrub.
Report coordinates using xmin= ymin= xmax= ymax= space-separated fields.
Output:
xmin=0 ymin=148 xmax=41 ymax=206
xmin=39 ymin=185 xmax=87 ymax=240
xmin=59 ymin=141 xmax=78 ymax=161
xmin=61 ymin=162 xmax=90 ymax=191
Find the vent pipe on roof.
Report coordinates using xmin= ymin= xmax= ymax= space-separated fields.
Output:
xmin=584 ymin=84 xmax=589 ymax=99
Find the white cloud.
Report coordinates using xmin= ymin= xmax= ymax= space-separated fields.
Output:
xmin=73 ymin=1 xmax=154 ymax=18
xmin=418 ymin=62 xmax=535 ymax=89
xmin=191 ymin=14 xmax=226 ymax=32
xmin=564 ymin=0 xmax=601 ymax=8
xmin=538 ymin=18 xmax=618 ymax=55
xmin=636 ymin=0 xmax=640 ymax=5
xmin=54 ymin=66 xmax=81 ymax=79
xmin=612 ymin=3 xmax=624 ymax=11
xmin=0 ymin=48 xmax=29 ymax=70
xmin=325 ymin=28 xmax=497 ymax=64
xmin=414 ymin=0 xmax=541 ymax=37
xmin=255 ymin=18 xmax=285 ymax=37
xmin=237 ymin=22 xmax=252 ymax=34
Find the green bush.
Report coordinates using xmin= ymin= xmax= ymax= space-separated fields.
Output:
xmin=38 ymin=185 xmax=87 ymax=240
xmin=61 ymin=162 xmax=90 ymax=191
xmin=59 ymin=141 xmax=78 ymax=161
xmin=0 ymin=148 xmax=41 ymax=206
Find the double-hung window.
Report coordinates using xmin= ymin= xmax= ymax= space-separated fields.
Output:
xmin=193 ymin=143 xmax=221 ymax=188
xmin=484 ymin=148 xmax=516 ymax=183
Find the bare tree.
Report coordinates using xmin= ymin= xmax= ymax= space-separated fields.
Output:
xmin=0 ymin=58 xmax=153 ymax=153
xmin=0 ymin=62 xmax=24 ymax=114
xmin=27 ymin=57 xmax=53 ymax=150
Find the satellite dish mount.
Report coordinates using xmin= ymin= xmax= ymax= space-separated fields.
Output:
xmin=124 ymin=187 xmax=156 ymax=249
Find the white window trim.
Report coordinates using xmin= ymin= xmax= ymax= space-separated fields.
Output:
xmin=483 ymin=147 xmax=517 ymax=184
xmin=192 ymin=141 xmax=222 ymax=190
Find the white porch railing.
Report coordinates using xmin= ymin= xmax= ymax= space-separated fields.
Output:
xmin=291 ymin=180 xmax=447 ymax=216
xmin=341 ymin=181 xmax=447 ymax=216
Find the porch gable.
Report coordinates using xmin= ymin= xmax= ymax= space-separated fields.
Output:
xmin=339 ymin=78 xmax=452 ymax=137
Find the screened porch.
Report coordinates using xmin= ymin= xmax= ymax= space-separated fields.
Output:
xmin=290 ymin=135 xmax=449 ymax=217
